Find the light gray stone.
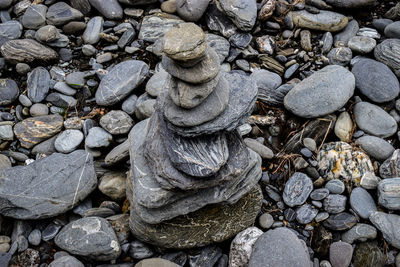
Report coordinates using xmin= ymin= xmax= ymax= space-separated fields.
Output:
xmin=283 ymin=172 xmax=313 ymax=207
xmin=55 ymin=130 xmax=84 ymax=153
xmin=350 ymin=187 xmax=377 ymax=219
xmin=355 ymin=135 xmax=395 ymax=161
xmin=369 ymin=211 xmax=400 ymax=249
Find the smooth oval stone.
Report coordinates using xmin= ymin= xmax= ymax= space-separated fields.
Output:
xmin=284 ymin=65 xmax=355 ymax=118
xmin=0 ymin=39 xmax=59 ymax=65
xmin=30 ymin=103 xmax=49 ymax=116
xmin=95 ymin=60 xmax=149 ymax=106
xmin=329 ymin=241 xmax=353 ymax=267
xmin=289 ymin=10 xmax=348 ymax=32
xmin=100 ymin=110 xmax=133 ymax=135
xmin=342 ymin=223 xmax=377 ymax=244
xmin=348 ymin=36 xmax=376 ymax=54
xmin=350 ymin=187 xmax=377 ymax=219
xmin=248 ymin=227 xmax=311 ymax=267
xmin=89 ymin=0 xmax=123 ymax=20
xmin=21 ymin=4 xmax=47 ymax=30
xmin=55 ymin=130 xmax=84 ymax=153
xmin=46 ymin=2 xmax=83 ymax=26
xmin=323 ymin=212 xmax=357 ymax=231
xmin=176 ymin=0 xmax=210 ymax=22
xmin=369 ymin=212 xmax=400 ymax=249
xmin=325 ymin=0 xmax=376 ymax=8
xmin=163 ymin=75 xmax=229 ymax=127
xmin=85 ymin=127 xmax=112 ymax=149
xmin=352 ymin=58 xmax=399 ymax=103
xmin=378 ymin=178 xmax=400 ymax=210
xmin=27 ymin=67 xmax=50 ymax=103
xmin=310 ymin=188 xmax=330 ymax=201
xmin=296 ymin=204 xmax=318 ymax=224
xmin=384 ymin=21 xmax=400 ymax=39
xmin=283 ymin=172 xmax=313 ymax=207
xmin=328 ymin=47 xmax=352 ymax=66
xmin=83 ymin=16 xmax=103 ymax=44
xmin=55 ymin=217 xmax=121 ymax=261
xmin=0 ymin=78 xmax=18 ymax=106
xmin=372 ymin=18 xmax=393 ymax=32
xmin=323 ymin=194 xmax=347 ymax=214
xmin=162 ymin=48 xmax=220 ymax=84
xmin=355 ymin=135 xmax=394 ymax=161
xmin=353 ymin=102 xmax=397 ymax=138
xmin=138 ymin=14 xmax=183 ymax=43
xmin=374 ymin=39 xmax=400 ymax=77
xmin=35 ymin=25 xmax=60 ymax=43
xmin=146 ymin=68 xmax=168 ymax=97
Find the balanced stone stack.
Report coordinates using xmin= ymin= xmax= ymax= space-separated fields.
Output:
xmin=127 ymin=23 xmax=262 ymax=249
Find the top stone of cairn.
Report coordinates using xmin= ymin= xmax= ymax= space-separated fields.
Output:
xmin=162 ymin=23 xmax=207 ymax=63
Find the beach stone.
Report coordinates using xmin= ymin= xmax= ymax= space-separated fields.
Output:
xmin=49 ymin=256 xmax=84 ymax=267
xmin=380 ymin=149 xmax=400 ymax=178
xmin=348 ymin=36 xmax=376 ymax=54
xmin=176 ymin=0 xmax=209 ymax=22
xmin=283 ymin=172 xmax=313 ymax=207
xmin=54 ymin=130 xmax=84 ymax=153
xmin=1 ymin=39 xmax=58 ymax=65
xmin=350 ymin=187 xmax=377 ymax=219
xmin=45 ymin=93 xmax=77 ymax=108
xmin=229 ymin=227 xmax=263 ymax=267
xmin=70 ymin=0 xmax=91 ymax=14
xmin=360 ymin=172 xmax=381 ymax=190
xmin=55 ymin=217 xmax=121 ymax=261
xmin=135 ymin=258 xmax=180 ymax=267
xmin=328 ymin=47 xmax=352 ymax=66
xmin=83 ymin=16 xmax=103 ymax=44
xmin=352 ymin=58 xmax=399 ymax=103
xmin=0 ymin=21 xmax=22 ymax=47
xmin=96 ymin=60 xmax=149 ymax=106
xmin=104 ymin=139 xmax=129 ymax=166
xmin=378 ymin=178 xmax=400 ymax=210
xmin=99 ymin=171 xmax=126 ymax=200
xmin=334 ymin=19 xmax=359 ymax=47
xmin=296 ymin=204 xmax=318 ymax=224
xmin=29 ymin=103 xmax=49 ymax=116
xmin=85 ymin=127 xmax=112 ymax=149
xmin=100 ymin=110 xmax=133 ymax=135
xmin=329 ymin=241 xmax=353 ymax=267
xmin=206 ymin=34 xmax=230 ymax=63
xmin=310 ymin=188 xmax=330 ymax=201
xmin=284 ymin=65 xmax=355 ymax=118
xmin=342 ymin=223 xmax=377 ymax=244
xmin=353 ymin=242 xmax=385 ymax=267
xmin=374 ymin=39 xmax=400 ymax=77
xmin=27 ymin=66 xmax=50 ymax=103
xmin=14 ymin=114 xmax=63 ymax=149
xmin=0 ymin=124 xmax=13 ymax=141
xmin=323 ymin=212 xmax=357 ymax=231
xmin=323 ymin=194 xmax=347 ymax=214
xmin=334 ymin=111 xmax=353 ymax=142
xmin=0 ymin=78 xmax=18 ymax=106
xmin=370 ymin=212 xmax=400 ymax=249
xmin=0 ymin=0 xmax=12 ymax=9
xmin=53 ymin=82 xmax=76 ymax=96
xmin=244 ymin=138 xmax=274 ymax=159
xmin=384 ymin=21 xmax=400 ymax=39
xmin=325 ymin=0 xmax=376 ymax=8
xmin=21 ymin=4 xmax=47 ymax=30
xmin=248 ymin=227 xmax=311 ymax=267
xmin=119 ymin=0 xmax=158 ymax=5
xmin=162 ymin=23 xmax=206 ymax=63
xmin=35 ymin=25 xmax=60 ymax=43
xmin=354 ymin=101 xmax=397 ymax=138
xmin=214 ymin=0 xmax=256 ymax=31
xmin=146 ymin=69 xmax=168 ymax=97
xmin=46 ymin=2 xmax=83 ymax=26
xmin=372 ymin=18 xmax=393 ymax=32
xmin=355 ymin=135 xmax=394 ymax=161
xmin=89 ymin=0 xmax=123 ymax=19
xmin=289 ymin=10 xmax=348 ymax=32
xmin=0 ymin=150 xmax=96 ymax=219
xmin=138 ymin=14 xmax=183 ymax=43
xmin=251 ymin=69 xmax=284 ymax=106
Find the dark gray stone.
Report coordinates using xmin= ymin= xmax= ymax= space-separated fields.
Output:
xmin=46 ymin=93 xmax=77 ymax=108
xmin=55 ymin=217 xmax=121 ymax=261
xmin=96 ymin=60 xmax=149 ymax=106
xmin=384 ymin=21 xmax=400 ymax=39
xmin=372 ymin=18 xmax=393 ymax=32
xmin=323 ymin=212 xmax=357 ymax=231
xmin=0 ymin=0 xmax=12 ymax=9
xmin=378 ymin=178 xmax=400 ymax=210
xmin=354 ymin=102 xmax=397 ymax=138
xmin=341 ymin=223 xmax=377 ymax=244
xmin=0 ymin=150 xmax=96 ymax=219
xmin=352 ymin=58 xmax=399 ymax=103
xmin=46 ymin=2 xmax=83 ymax=26
xmin=0 ymin=78 xmax=18 ymax=106
xmin=284 ymin=65 xmax=355 ymax=118
xmin=248 ymin=227 xmax=311 ymax=267
xmin=380 ymin=149 xmax=400 ymax=178
xmin=251 ymin=69 xmax=284 ymax=106
xmin=0 ymin=21 xmax=22 ymax=47
xmin=145 ymin=68 xmax=168 ymax=98
xmin=55 ymin=130 xmax=84 ymax=153
xmin=65 ymin=72 xmax=85 ymax=89
xmin=310 ymin=188 xmax=329 ymax=201
xmin=70 ymin=0 xmax=91 ymax=14
xmin=27 ymin=67 xmax=50 ymax=103
xmin=323 ymin=194 xmax=347 ymax=214
xmin=325 ymin=0 xmax=376 ymax=8
xmin=369 ymin=211 xmax=400 ymax=249
xmin=283 ymin=172 xmax=313 ymax=207
xmin=205 ymin=3 xmax=237 ymax=38
xmin=355 ymin=135 xmax=394 ymax=161
xmin=215 ymin=0 xmax=257 ymax=31
xmin=325 ymin=179 xmax=345 ymax=194
xmin=374 ymin=39 xmax=400 ymax=77
xmin=21 ymin=4 xmax=47 ymax=30
xmin=350 ymin=187 xmax=377 ymax=219
xmin=85 ymin=127 xmax=112 ymax=148
xmin=348 ymin=36 xmax=376 ymax=54
xmin=176 ymin=0 xmax=209 ymax=22
xmin=35 ymin=25 xmax=60 ymax=43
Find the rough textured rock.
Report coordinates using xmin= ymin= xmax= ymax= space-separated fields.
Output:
xmin=215 ymin=0 xmax=257 ymax=31
xmin=49 ymin=256 xmax=84 ymax=267
xmin=353 ymin=242 xmax=385 ymax=267
xmin=283 ymin=172 xmax=313 ymax=207
xmin=378 ymin=178 xmax=400 ymax=210
xmin=55 ymin=217 xmax=121 ymax=261
xmin=380 ymin=149 xmax=400 ymax=178
xmin=341 ymin=223 xmax=377 ymax=244
xmin=100 ymin=110 xmax=133 ymax=135
xmin=290 ymin=10 xmax=348 ymax=32
xmin=0 ymin=20 xmax=23 ymax=47
xmin=138 ymin=14 xmax=183 ymax=43
xmin=374 ymin=39 xmax=400 ymax=77
xmin=248 ymin=227 xmax=311 ymax=267
xmin=1 ymin=39 xmax=59 ymax=64
xmin=14 ymin=114 xmax=63 ymax=148
xmin=323 ymin=212 xmax=357 ymax=231
xmin=21 ymin=4 xmax=47 ymax=30
xmin=95 ymin=60 xmax=149 ymax=106
xmin=284 ymin=65 xmax=355 ymax=118
xmin=0 ymin=150 xmax=96 ymax=219
xmin=369 ymin=212 xmax=400 ymax=249
xmin=229 ymin=227 xmax=263 ymax=267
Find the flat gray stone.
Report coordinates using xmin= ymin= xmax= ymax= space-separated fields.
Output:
xmin=370 ymin=211 xmax=400 ymax=249
xmin=46 ymin=2 xmax=83 ymax=26
xmin=85 ymin=127 xmax=112 ymax=148
xmin=205 ymin=34 xmax=230 ymax=63
xmin=146 ymin=68 xmax=168 ymax=97
xmin=350 ymin=187 xmax=377 ymax=219
xmin=95 ymin=60 xmax=149 ymax=106
xmin=384 ymin=21 xmax=400 ymax=39
xmin=88 ymin=0 xmax=123 ymax=19
xmin=49 ymin=256 xmax=84 ymax=267
xmin=334 ymin=19 xmax=359 ymax=47
xmin=354 ymin=101 xmax=397 ymax=138
xmin=378 ymin=178 xmax=400 ymax=210
xmin=284 ymin=65 xmax=355 ymax=118
xmin=55 ymin=130 xmax=84 ymax=153
xmin=0 ymin=150 xmax=96 ymax=219
xmin=215 ymin=0 xmax=257 ymax=31
xmin=342 ymin=223 xmax=377 ymax=244
xmin=251 ymin=69 xmax=284 ymax=106
xmin=21 ymin=4 xmax=47 ymax=30
xmin=355 ymin=135 xmax=395 ymax=161
xmin=0 ymin=21 xmax=22 ymax=47
xmin=27 ymin=67 xmax=50 ymax=103
xmin=323 ymin=194 xmax=347 ymax=214
xmin=348 ymin=36 xmax=376 ymax=54
xmin=329 ymin=241 xmax=353 ymax=267
xmin=296 ymin=204 xmax=318 ymax=224
xmin=138 ymin=14 xmax=183 ymax=43
xmin=244 ymin=138 xmax=274 ymax=159
xmin=323 ymin=212 xmax=357 ymax=231
xmin=83 ymin=16 xmax=103 ymax=44
xmin=55 ymin=217 xmax=121 ymax=261
xmin=328 ymin=47 xmax=352 ymax=66
xmin=290 ymin=10 xmax=348 ymax=32
xmin=283 ymin=172 xmax=313 ymax=207
xmin=325 ymin=0 xmax=376 ymax=8
xmin=100 ymin=110 xmax=133 ymax=135
xmin=35 ymin=25 xmax=60 ymax=43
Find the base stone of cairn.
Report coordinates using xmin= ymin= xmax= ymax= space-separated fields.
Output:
xmin=127 ymin=23 xmax=262 ymax=249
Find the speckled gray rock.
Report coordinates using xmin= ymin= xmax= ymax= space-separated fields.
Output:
xmin=374 ymin=39 xmax=400 ymax=77
xmin=350 ymin=187 xmax=377 ymax=219
xmin=0 ymin=150 xmax=96 ymax=219
xmin=21 ymin=4 xmax=47 ymax=30
xmin=354 ymin=102 xmax=397 ymax=138
xmin=378 ymin=178 xmax=400 ymax=210
xmin=352 ymin=58 xmax=399 ymax=103
xmin=284 ymin=65 xmax=355 ymax=118
xmin=35 ymin=25 xmax=60 ymax=43
xmin=83 ymin=16 xmax=103 ymax=44
xmin=384 ymin=21 xmax=400 ymax=39
xmin=55 ymin=130 xmax=84 ymax=153
xmin=248 ymin=227 xmax=311 ymax=267
xmin=138 ymin=14 xmax=183 ymax=43
xmin=0 ymin=78 xmax=18 ymax=106
xmin=95 ymin=60 xmax=149 ymax=106
xmin=27 ymin=67 xmax=50 ymax=103
xmin=296 ymin=204 xmax=318 ymax=224
xmin=341 ymin=223 xmax=377 ymax=244
xmin=0 ymin=21 xmax=22 ymax=47
xmin=327 ymin=47 xmax=352 ymax=66
xmin=55 ymin=217 xmax=121 ymax=261
xmin=290 ymin=10 xmax=348 ymax=32
xmin=283 ymin=172 xmax=313 ymax=207
xmin=46 ymin=2 xmax=83 ymax=26
xmin=88 ymin=0 xmax=123 ymax=20
xmin=323 ymin=194 xmax=347 ymax=214
xmin=215 ymin=0 xmax=257 ymax=31
xmin=228 ymin=227 xmax=263 ymax=267
xmin=176 ymin=0 xmax=210 ymax=22
xmin=348 ymin=36 xmax=376 ymax=54
xmin=355 ymin=135 xmax=394 ymax=161
xmin=369 ymin=212 xmax=400 ymax=249
xmin=380 ymin=149 xmax=400 ymax=178
xmin=85 ymin=127 xmax=112 ymax=148
xmin=100 ymin=110 xmax=133 ymax=135
xmin=49 ymin=255 xmax=84 ymax=267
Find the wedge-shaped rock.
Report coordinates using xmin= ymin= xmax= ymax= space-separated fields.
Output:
xmin=1 ymin=39 xmax=58 ymax=64
xmin=0 ymin=150 xmax=97 ymax=219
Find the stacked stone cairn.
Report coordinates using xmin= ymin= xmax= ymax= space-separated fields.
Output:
xmin=127 ymin=23 xmax=262 ymax=249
